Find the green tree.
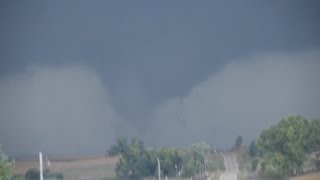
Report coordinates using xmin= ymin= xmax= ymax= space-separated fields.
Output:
xmin=148 ymin=147 xmax=183 ymax=177
xmin=109 ymin=137 xmax=153 ymax=179
xmin=25 ymin=168 xmax=39 ymax=180
xmin=307 ymin=119 xmax=320 ymax=170
xmin=251 ymin=158 xmax=259 ymax=171
xmin=259 ymin=152 xmax=287 ymax=178
xmin=257 ymin=115 xmax=309 ymax=176
xmin=249 ymin=140 xmax=258 ymax=157
xmin=109 ymin=139 xmax=206 ymax=178
xmin=180 ymin=147 xmax=205 ymax=177
xmin=190 ymin=142 xmax=211 ymax=155
xmin=0 ymin=146 xmax=13 ymax=180
xmin=108 ymin=137 xmax=129 ymax=157
xmin=234 ymin=136 xmax=243 ymax=149
xmin=181 ymin=156 xmax=196 ymax=177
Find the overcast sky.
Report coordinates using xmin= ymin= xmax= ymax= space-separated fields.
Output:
xmin=0 ymin=1 xmax=320 ymax=156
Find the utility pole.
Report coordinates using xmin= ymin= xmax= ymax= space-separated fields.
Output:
xmin=39 ymin=152 xmax=43 ymax=180
xmin=157 ymin=158 xmax=161 ymax=180
xmin=205 ymin=159 xmax=208 ymax=176
xmin=175 ymin=164 xmax=177 ymax=176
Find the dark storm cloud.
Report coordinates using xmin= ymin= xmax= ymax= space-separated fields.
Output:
xmin=1 ymin=0 xmax=320 ymax=121
xmin=0 ymin=1 xmax=320 ymax=155
xmin=148 ymin=50 xmax=320 ymax=148
xmin=1 ymin=50 xmax=319 ymax=157
xmin=0 ymin=66 xmax=119 ymax=156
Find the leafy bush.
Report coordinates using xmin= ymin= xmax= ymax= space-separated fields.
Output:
xmin=25 ymin=168 xmax=63 ymax=180
xmin=0 ymin=147 xmax=14 ymax=180
xmin=11 ymin=175 xmax=22 ymax=180
xmin=25 ymin=168 xmax=39 ymax=180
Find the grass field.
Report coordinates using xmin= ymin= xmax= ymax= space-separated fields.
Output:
xmin=13 ymin=152 xmax=228 ymax=180
xmin=205 ymin=153 xmax=224 ymax=180
xmin=208 ymin=152 xmax=225 ymax=171
xmin=59 ymin=162 xmax=116 ymax=179
xmin=13 ymin=153 xmax=225 ymax=180
xmin=14 ymin=156 xmax=118 ymax=179
xmin=207 ymin=172 xmax=222 ymax=180
xmin=290 ymin=172 xmax=320 ymax=180
xmin=235 ymin=146 xmax=253 ymax=172
xmin=237 ymin=171 xmax=255 ymax=180
xmin=233 ymin=147 xmax=258 ymax=180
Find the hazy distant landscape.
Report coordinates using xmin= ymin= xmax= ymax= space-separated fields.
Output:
xmin=1 ymin=115 xmax=318 ymax=179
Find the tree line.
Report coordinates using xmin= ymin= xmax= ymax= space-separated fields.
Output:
xmin=107 ymin=137 xmax=211 ymax=179
xmin=254 ymin=115 xmax=320 ymax=178
xmin=0 ymin=147 xmax=63 ymax=180
xmin=1 ymin=114 xmax=319 ymax=179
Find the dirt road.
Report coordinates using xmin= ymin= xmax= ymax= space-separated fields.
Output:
xmin=220 ymin=153 xmax=238 ymax=180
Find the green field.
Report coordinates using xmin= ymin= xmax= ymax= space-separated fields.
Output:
xmin=208 ymin=172 xmax=222 ymax=180
xmin=14 ymin=152 xmax=225 ymax=180
xmin=290 ymin=171 xmax=320 ymax=180
xmin=14 ymin=157 xmax=118 ymax=180
xmin=208 ymin=152 xmax=225 ymax=172
xmin=234 ymin=147 xmax=256 ymax=180
xmin=58 ymin=163 xmax=116 ymax=180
